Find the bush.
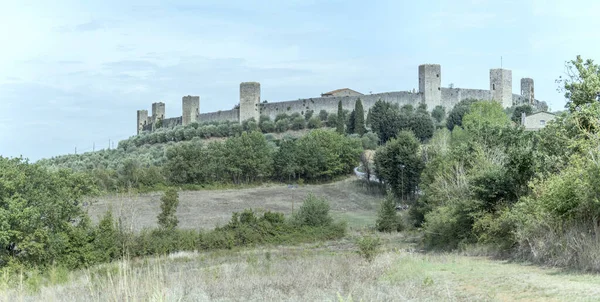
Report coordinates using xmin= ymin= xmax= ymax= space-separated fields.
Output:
xmin=319 ymin=110 xmax=329 ymax=121
xmin=327 ymin=113 xmax=338 ymax=127
xmin=361 ymin=132 xmax=379 ymax=150
xmin=307 ymin=117 xmax=322 ymax=129
xmin=157 ymin=188 xmax=179 ymax=230
xmin=292 ymin=194 xmax=333 ymax=227
xmin=304 ymin=109 xmax=314 ymax=121
xmin=290 ymin=116 xmax=306 ymax=130
xmin=260 ymin=120 xmax=276 ymax=133
xmin=356 ymin=234 xmax=382 ymax=262
xmin=275 ymin=119 xmax=290 ymax=132
xmin=376 ymin=194 xmax=404 ymax=232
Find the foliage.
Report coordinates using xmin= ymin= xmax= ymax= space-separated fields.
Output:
xmin=511 ymin=105 xmax=533 ymax=124
xmin=291 ymin=194 xmax=333 ymax=227
xmin=431 ymin=105 xmax=445 ymax=124
xmin=272 ymin=130 xmax=362 ymax=182
xmin=307 ymin=117 xmax=322 ymax=129
xmin=374 ymin=131 xmax=424 ymax=201
xmin=157 ymin=189 xmax=179 ymax=230
xmin=557 ymin=55 xmax=600 ymax=111
xmin=376 ymin=194 xmax=404 ymax=232
xmin=345 ymin=110 xmax=356 ymax=134
xmin=304 ymin=109 xmax=314 ymax=121
xmin=356 ymin=234 xmax=381 ymax=262
xmin=361 ymin=132 xmax=379 ymax=150
xmin=409 ymin=111 xmax=435 ymax=142
xmin=0 ymin=157 xmax=96 ymax=268
xmin=327 ymin=113 xmax=338 ymax=128
xmin=354 ymin=99 xmax=366 ymax=135
xmin=446 ymin=98 xmax=477 ymax=131
xmin=319 ymin=110 xmax=329 ymax=121
xmin=336 ymin=101 xmax=345 ymax=134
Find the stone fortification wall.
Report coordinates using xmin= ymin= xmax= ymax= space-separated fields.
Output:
xmin=199 ymin=109 xmax=239 ymax=123
xmin=162 ymin=117 xmax=182 ymax=129
xmin=440 ymin=88 xmax=492 ymax=107
xmin=260 ymin=91 xmax=422 ymax=120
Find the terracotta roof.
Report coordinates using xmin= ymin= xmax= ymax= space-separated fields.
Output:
xmin=321 ymin=88 xmax=363 ymax=95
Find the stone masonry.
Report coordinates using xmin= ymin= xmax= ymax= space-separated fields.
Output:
xmin=135 ymin=63 xmax=546 ymax=134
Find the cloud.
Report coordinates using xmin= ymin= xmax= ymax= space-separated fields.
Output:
xmin=75 ymin=20 xmax=106 ymax=31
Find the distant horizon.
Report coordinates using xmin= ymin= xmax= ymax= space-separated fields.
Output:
xmin=1 ymin=0 xmax=598 ymax=160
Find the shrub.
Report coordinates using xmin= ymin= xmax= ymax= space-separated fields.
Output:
xmin=356 ymin=234 xmax=382 ymax=262
xmin=290 ymin=116 xmax=306 ymax=130
xmin=307 ymin=117 xmax=322 ymax=129
xmin=432 ymin=105 xmax=446 ymax=123
xmin=319 ymin=110 xmax=329 ymax=121
xmin=304 ymin=109 xmax=314 ymax=121
xmin=376 ymin=194 xmax=404 ymax=232
xmin=275 ymin=119 xmax=290 ymax=132
xmin=260 ymin=120 xmax=276 ymax=133
xmin=157 ymin=188 xmax=179 ymax=230
xmin=292 ymin=194 xmax=333 ymax=227
xmin=361 ymin=132 xmax=379 ymax=150
xmin=327 ymin=113 xmax=338 ymax=127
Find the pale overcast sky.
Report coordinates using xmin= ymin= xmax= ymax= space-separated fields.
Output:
xmin=1 ymin=0 xmax=599 ymax=160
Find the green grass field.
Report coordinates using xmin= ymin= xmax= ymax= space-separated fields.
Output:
xmin=4 ymin=179 xmax=600 ymax=301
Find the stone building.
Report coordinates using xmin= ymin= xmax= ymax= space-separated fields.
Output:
xmin=522 ymin=112 xmax=556 ymax=131
xmin=321 ymin=88 xmax=363 ymax=97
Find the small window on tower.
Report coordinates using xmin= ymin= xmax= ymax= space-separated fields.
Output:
xmin=493 ymin=84 xmax=496 ymax=90
xmin=436 ymin=74 xmax=439 ymax=78
xmin=540 ymin=120 xmax=546 ymax=126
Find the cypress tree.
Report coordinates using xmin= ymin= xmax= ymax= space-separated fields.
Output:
xmin=354 ymin=98 xmax=365 ymax=135
xmin=336 ymin=100 xmax=344 ymax=134
xmin=157 ymin=188 xmax=179 ymax=230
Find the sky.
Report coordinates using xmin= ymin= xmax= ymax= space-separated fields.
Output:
xmin=0 ymin=0 xmax=599 ymax=160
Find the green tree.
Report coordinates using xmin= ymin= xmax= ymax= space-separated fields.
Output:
xmin=511 ymin=104 xmax=533 ymax=124
xmin=307 ymin=116 xmax=323 ymax=129
xmin=336 ymin=101 xmax=345 ymax=134
xmin=446 ymin=98 xmax=477 ymax=131
xmin=376 ymin=194 xmax=404 ymax=232
xmin=462 ymin=101 xmax=511 ymax=146
xmin=223 ymin=131 xmax=274 ymax=183
xmin=94 ymin=210 xmax=120 ymax=263
xmin=346 ymin=110 xmax=356 ymax=134
xmin=557 ymin=55 xmax=600 ymax=112
xmin=409 ymin=111 xmax=435 ymax=142
xmin=157 ymin=188 xmax=179 ymax=230
xmin=367 ymin=100 xmax=401 ymax=144
xmin=374 ymin=131 xmax=424 ymax=201
xmin=318 ymin=110 xmax=329 ymax=121
xmin=354 ymin=99 xmax=366 ymax=135
xmin=432 ymin=105 xmax=446 ymax=123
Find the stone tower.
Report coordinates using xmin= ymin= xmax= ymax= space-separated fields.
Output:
xmin=182 ymin=96 xmax=200 ymax=126
xmin=240 ymin=82 xmax=260 ymax=123
xmin=151 ymin=102 xmax=165 ymax=128
xmin=136 ymin=110 xmax=148 ymax=135
xmin=490 ymin=69 xmax=513 ymax=108
xmin=418 ymin=64 xmax=441 ymax=109
xmin=520 ymin=78 xmax=534 ymax=105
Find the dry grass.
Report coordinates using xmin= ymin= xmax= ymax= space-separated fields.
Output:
xmin=85 ymin=178 xmax=383 ymax=232
xmin=4 ymin=233 xmax=600 ymax=301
